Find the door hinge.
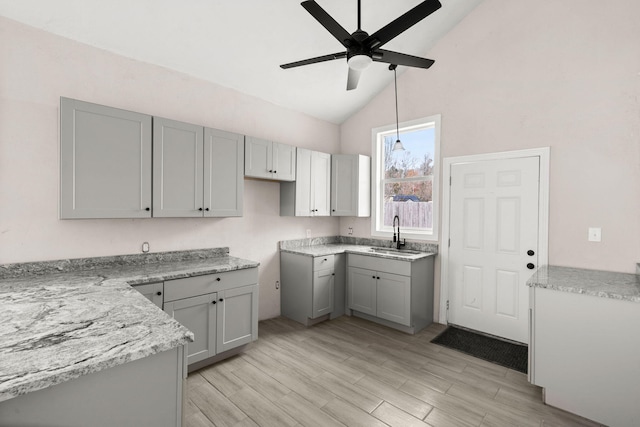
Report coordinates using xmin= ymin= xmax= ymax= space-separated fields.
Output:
xmin=446 ymin=300 xmax=450 ymax=310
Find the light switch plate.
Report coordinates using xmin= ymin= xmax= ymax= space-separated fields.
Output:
xmin=588 ymin=227 xmax=601 ymax=242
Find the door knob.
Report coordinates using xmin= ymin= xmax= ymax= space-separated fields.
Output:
xmin=527 ymin=263 xmax=535 ymax=270
xmin=527 ymin=250 xmax=535 ymax=256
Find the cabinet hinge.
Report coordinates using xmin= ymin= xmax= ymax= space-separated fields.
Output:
xmin=448 ymin=238 xmax=451 ymax=248
xmin=449 ymin=176 xmax=452 ymax=186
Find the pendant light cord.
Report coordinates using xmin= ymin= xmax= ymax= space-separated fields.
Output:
xmin=393 ymin=65 xmax=400 ymax=142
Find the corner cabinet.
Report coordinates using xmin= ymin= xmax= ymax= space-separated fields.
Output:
xmin=132 ymin=282 xmax=164 ymax=308
xmin=280 ymin=148 xmax=331 ymax=216
xmin=280 ymin=252 xmax=336 ymax=326
xmin=244 ymin=136 xmax=296 ymax=181
xmin=347 ymin=254 xmax=434 ymax=334
xmin=60 ymin=97 xmax=152 ymax=219
xmin=331 ymin=154 xmax=370 ymax=217
xmin=153 ymin=117 xmax=244 ymax=218
xmin=163 ymin=268 xmax=259 ymax=370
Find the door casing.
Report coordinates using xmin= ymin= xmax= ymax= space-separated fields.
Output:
xmin=439 ymin=147 xmax=550 ymax=325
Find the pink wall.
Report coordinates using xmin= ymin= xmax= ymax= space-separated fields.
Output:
xmin=0 ymin=17 xmax=340 ymax=320
xmin=340 ymin=0 xmax=640 ymax=314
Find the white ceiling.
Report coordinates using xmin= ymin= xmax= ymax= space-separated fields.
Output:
xmin=0 ymin=0 xmax=482 ymax=124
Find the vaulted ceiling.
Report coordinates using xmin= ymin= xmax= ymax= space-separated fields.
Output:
xmin=0 ymin=0 xmax=482 ymax=123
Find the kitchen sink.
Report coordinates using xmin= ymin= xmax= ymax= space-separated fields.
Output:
xmin=367 ymin=247 xmax=424 ymax=257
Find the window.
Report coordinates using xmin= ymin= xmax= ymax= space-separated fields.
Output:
xmin=371 ymin=115 xmax=440 ymax=241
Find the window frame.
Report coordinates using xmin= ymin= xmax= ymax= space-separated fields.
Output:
xmin=370 ymin=114 xmax=441 ymax=242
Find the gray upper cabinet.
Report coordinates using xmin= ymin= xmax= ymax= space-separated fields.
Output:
xmin=280 ymin=148 xmax=331 ymax=216
xmin=60 ymin=97 xmax=152 ymax=219
xmin=331 ymin=154 xmax=371 ymax=217
xmin=244 ymin=136 xmax=296 ymax=181
xmin=153 ymin=117 xmax=204 ymax=217
xmin=205 ymin=128 xmax=244 ymax=217
xmin=153 ymin=117 xmax=244 ymax=218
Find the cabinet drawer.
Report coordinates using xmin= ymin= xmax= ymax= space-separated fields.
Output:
xmin=313 ymin=255 xmax=334 ymax=270
xmin=164 ymin=267 xmax=258 ymax=302
xmin=348 ymin=254 xmax=411 ymax=276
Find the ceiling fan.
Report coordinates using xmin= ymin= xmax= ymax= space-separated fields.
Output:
xmin=280 ymin=0 xmax=442 ymax=90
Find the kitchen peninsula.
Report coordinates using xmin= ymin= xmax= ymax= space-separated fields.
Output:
xmin=0 ymin=248 xmax=259 ymax=427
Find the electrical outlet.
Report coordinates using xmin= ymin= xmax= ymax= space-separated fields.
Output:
xmin=588 ymin=227 xmax=601 ymax=242
xmin=306 ymin=229 xmax=311 ymax=238
xmin=141 ymin=242 xmax=150 ymax=253
xmin=348 ymin=227 xmax=353 ymax=235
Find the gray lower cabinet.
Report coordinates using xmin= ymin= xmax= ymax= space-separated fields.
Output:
xmin=347 ymin=254 xmax=434 ymax=334
xmin=0 ymin=346 xmax=186 ymax=427
xmin=280 ymin=252 xmax=336 ymax=325
xmin=60 ymin=97 xmax=152 ymax=219
xmin=163 ymin=268 xmax=258 ymax=369
xmin=153 ymin=117 xmax=244 ymax=217
xmin=132 ymin=282 xmax=164 ymax=308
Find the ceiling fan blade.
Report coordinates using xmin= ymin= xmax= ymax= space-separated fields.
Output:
xmin=302 ymin=0 xmax=354 ymax=48
xmin=373 ymin=49 xmax=435 ymax=69
xmin=364 ymin=0 xmax=442 ymax=50
xmin=346 ymin=67 xmax=362 ymax=91
xmin=280 ymin=52 xmax=347 ymax=69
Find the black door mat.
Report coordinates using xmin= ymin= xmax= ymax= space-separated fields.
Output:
xmin=431 ymin=326 xmax=528 ymax=374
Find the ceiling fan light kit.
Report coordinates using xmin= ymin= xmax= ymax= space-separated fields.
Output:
xmin=280 ymin=0 xmax=442 ymax=90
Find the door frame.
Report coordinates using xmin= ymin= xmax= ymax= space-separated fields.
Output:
xmin=439 ymin=147 xmax=550 ymax=324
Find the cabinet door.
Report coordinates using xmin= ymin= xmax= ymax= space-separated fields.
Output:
xmin=274 ymin=142 xmax=296 ymax=181
xmin=132 ymin=282 xmax=164 ymax=308
xmin=312 ymin=269 xmax=334 ymax=318
xmin=60 ymin=97 xmax=152 ymax=219
xmin=204 ymin=128 xmax=244 ymax=217
xmin=153 ymin=117 xmax=204 ymax=217
xmin=164 ymin=294 xmax=217 ymax=365
xmin=216 ymin=284 xmax=258 ymax=353
xmin=244 ymin=136 xmax=272 ymax=179
xmin=294 ymin=148 xmax=312 ymax=216
xmin=331 ymin=154 xmax=357 ymax=216
xmin=348 ymin=267 xmax=377 ymax=316
xmin=312 ymin=151 xmax=331 ymax=216
xmin=377 ymin=272 xmax=411 ymax=326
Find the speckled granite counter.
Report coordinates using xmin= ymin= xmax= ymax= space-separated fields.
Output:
xmin=279 ymin=236 xmax=437 ymax=261
xmin=0 ymin=248 xmax=259 ymax=402
xmin=527 ymin=265 xmax=640 ymax=303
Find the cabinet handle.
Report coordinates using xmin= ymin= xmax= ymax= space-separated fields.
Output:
xmin=332 ymin=209 xmax=335 ymax=212
xmin=198 ymin=207 xmax=203 ymax=211
xmin=205 ymin=208 xmax=210 ymax=211
xmin=269 ymin=169 xmax=273 ymax=173
xmin=219 ymin=298 xmax=224 ymax=302
xmin=216 ymin=277 xmax=221 ymax=282
xmin=212 ymin=300 xmax=216 ymax=305
xmin=145 ymin=207 xmax=150 ymax=211
xmin=372 ymin=276 xmax=376 ymax=279
xmin=377 ymin=276 xmax=380 ymax=280
xmin=332 ymin=273 xmax=335 ymax=276
xmin=273 ymin=170 xmax=277 ymax=173
xmin=156 ymin=291 xmax=162 ymax=296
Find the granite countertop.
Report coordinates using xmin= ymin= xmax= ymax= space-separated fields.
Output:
xmin=527 ymin=265 xmax=640 ymax=303
xmin=279 ymin=236 xmax=438 ymax=262
xmin=0 ymin=248 xmax=259 ymax=402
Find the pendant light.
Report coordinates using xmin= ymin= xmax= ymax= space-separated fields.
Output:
xmin=389 ymin=64 xmax=405 ymax=151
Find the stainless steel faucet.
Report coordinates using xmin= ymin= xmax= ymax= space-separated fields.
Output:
xmin=392 ymin=215 xmax=406 ymax=250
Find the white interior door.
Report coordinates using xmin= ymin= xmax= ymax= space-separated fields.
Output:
xmin=448 ymin=156 xmax=540 ymax=343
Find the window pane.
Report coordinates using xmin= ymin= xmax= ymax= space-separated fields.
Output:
xmin=383 ymin=181 xmax=433 ymax=229
xmin=384 ymin=127 xmax=435 ymax=179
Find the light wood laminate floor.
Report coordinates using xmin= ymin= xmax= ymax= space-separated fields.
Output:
xmin=185 ymin=316 xmax=602 ymax=427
